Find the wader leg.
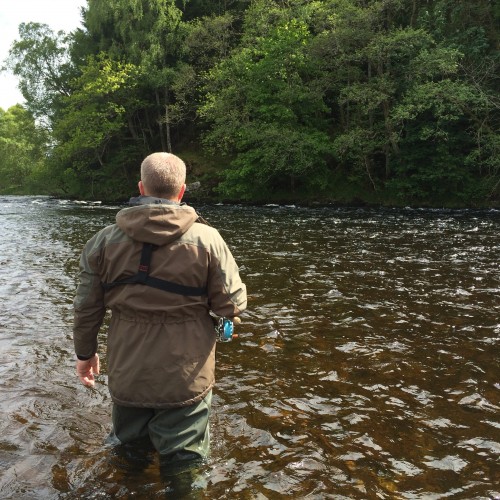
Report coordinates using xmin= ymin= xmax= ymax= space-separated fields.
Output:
xmin=111 ymin=405 xmax=154 ymax=444
xmin=149 ymin=391 xmax=212 ymax=460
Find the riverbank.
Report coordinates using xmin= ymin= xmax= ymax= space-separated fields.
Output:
xmin=2 ymin=160 xmax=499 ymax=210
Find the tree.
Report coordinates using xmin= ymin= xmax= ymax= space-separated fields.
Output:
xmin=50 ymin=55 xmax=144 ymax=199
xmin=416 ymin=0 xmax=500 ymax=202
xmin=82 ymin=0 xmax=186 ymax=152
xmin=3 ymin=23 xmax=75 ymax=126
xmin=0 ymin=105 xmax=49 ymax=194
xmin=305 ymin=0 xmax=499 ymax=204
xmin=200 ymin=3 xmax=331 ymax=199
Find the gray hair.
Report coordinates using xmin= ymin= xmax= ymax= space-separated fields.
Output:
xmin=140 ymin=152 xmax=186 ymax=199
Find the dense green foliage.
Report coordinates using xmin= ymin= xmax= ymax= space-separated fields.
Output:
xmin=0 ymin=105 xmax=49 ymax=194
xmin=1 ymin=0 xmax=499 ymax=206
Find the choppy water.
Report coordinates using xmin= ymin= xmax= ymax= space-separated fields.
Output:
xmin=0 ymin=195 xmax=498 ymax=499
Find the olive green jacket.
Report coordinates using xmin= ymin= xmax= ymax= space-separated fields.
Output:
xmin=73 ymin=198 xmax=247 ymax=408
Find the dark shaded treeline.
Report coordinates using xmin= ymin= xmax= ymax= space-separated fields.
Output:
xmin=1 ymin=0 xmax=499 ymax=206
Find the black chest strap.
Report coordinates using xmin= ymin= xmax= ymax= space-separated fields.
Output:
xmin=102 ymin=242 xmax=207 ymax=296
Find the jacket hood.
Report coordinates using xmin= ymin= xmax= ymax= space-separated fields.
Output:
xmin=116 ymin=201 xmax=198 ymax=246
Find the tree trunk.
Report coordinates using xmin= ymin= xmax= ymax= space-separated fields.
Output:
xmin=165 ymin=104 xmax=172 ymax=153
xmin=155 ymin=89 xmax=166 ymax=152
xmin=127 ymin=115 xmax=139 ymax=140
xmin=410 ymin=0 xmax=418 ymax=28
xmin=368 ymin=62 xmax=374 ymax=129
xmin=382 ymin=98 xmax=399 ymax=179
xmin=364 ymin=155 xmax=377 ymax=191
xmin=164 ymin=88 xmax=172 ymax=153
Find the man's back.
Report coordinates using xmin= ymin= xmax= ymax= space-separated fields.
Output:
xmin=74 ymin=200 xmax=246 ymax=408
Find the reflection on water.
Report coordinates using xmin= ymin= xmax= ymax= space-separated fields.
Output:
xmin=0 ymin=195 xmax=498 ymax=498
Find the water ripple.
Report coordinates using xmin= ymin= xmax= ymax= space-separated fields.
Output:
xmin=0 ymin=197 xmax=498 ymax=498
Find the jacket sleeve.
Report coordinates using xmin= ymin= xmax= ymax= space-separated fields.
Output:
xmin=73 ymin=234 xmax=106 ymax=359
xmin=207 ymin=230 xmax=247 ymax=318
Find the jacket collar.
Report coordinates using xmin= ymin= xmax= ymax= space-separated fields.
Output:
xmin=128 ymin=195 xmax=179 ymax=207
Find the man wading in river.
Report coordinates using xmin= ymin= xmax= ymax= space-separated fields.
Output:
xmin=73 ymin=152 xmax=247 ymax=462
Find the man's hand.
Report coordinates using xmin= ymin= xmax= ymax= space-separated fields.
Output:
xmin=76 ymin=354 xmax=100 ymax=388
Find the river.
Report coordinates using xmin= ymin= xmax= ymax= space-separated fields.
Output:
xmin=0 ymin=195 xmax=498 ymax=499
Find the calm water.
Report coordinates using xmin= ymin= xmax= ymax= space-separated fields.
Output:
xmin=0 ymin=195 xmax=498 ymax=499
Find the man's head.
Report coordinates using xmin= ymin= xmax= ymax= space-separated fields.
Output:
xmin=139 ymin=152 xmax=186 ymax=201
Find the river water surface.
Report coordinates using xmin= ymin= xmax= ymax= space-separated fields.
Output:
xmin=0 ymin=195 xmax=498 ymax=499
